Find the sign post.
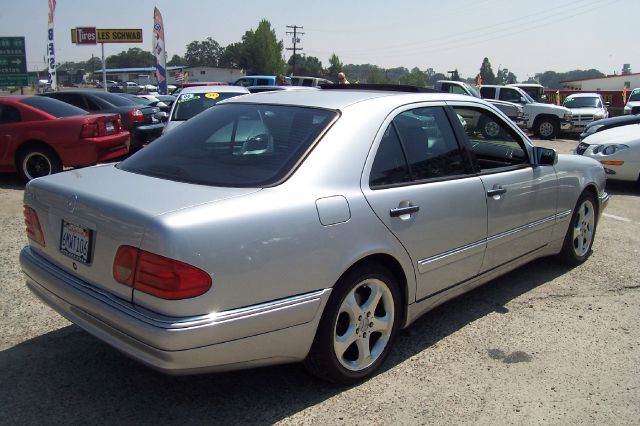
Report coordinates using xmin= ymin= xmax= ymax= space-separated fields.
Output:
xmin=0 ymin=37 xmax=28 ymax=87
xmin=71 ymin=27 xmax=143 ymax=92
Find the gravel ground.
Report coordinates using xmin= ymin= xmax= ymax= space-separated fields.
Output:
xmin=1 ymin=139 xmax=638 ymax=425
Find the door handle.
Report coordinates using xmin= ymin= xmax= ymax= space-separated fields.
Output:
xmin=390 ymin=205 xmax=420 ymax=217
xmin=487 ymin=187 xmax=507 ymax=197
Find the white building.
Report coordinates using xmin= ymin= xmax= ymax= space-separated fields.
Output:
xmin=95 ymin=66 xmax=245 ymax=85
xmin=560 ymin=72 xmax=640 ymax=91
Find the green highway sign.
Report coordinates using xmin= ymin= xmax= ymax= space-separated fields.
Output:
xmin=0 ymin=37 xmax=28 ymax=87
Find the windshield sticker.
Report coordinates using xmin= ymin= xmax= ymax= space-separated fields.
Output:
xmin=178 ymin=93 xmax=196 ymax=103
xmin=205 ymin=93 xmax=220 ymax=99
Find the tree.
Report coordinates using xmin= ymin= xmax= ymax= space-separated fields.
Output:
xmin=326 ymin=53 xmax=343 ymax=82
xmin=398 ymin=67 xmax=427 ymax=87
xmin=240 ymin=19 xmax=286 ymax=75
xmin=184 ymin=37 xmax=222 ymax=67
xmin=106 ymin=48 xmax=154 ymax=68
xmin=535 ymin=69 xmax=604 ymax=89
xmin=219 ymin=43 xmax=244 ymax=69
xmin=167 ymin=54 xmax=184 ymax=66
xmin=479 ymin=57 xmax=496 ymax=85
xmin=496 ymin=67 xmax=517 ymax=85
xmin=366 ymin=66 xmax=392 ymax=84
xmin=287 ymin=54 xmax=323 ymax=76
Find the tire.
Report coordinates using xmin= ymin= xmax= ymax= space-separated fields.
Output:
xmin=479 ymin=116 xmax=502 ymax=138
xmin=558 ymin=192 xmax=598 ymax=265
xmin=535 ymin=117 xmax=558 ymax=140
xmin=17 ymin=146 xmax=62 ymax=181
xmin=304 ymin=265 xmax=401 ymax=384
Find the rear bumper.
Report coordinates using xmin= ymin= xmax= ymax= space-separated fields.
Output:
xmin=20 ymin=247 xmax=330 ymax=375
xmin=130 ymin=123 xmax=164 ymax=149
xmin=64 ymin=131 xmax=130 ymax=166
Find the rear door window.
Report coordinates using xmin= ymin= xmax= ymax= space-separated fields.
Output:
xmin=370 ymin=106 xmax=469 ymax=188
xmin=23 ymin=96 xmax=87 ymax=117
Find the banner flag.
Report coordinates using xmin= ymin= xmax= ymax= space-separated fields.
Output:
xmin=47 ymin=0 xmax=57 ymax=90
xmin=153 ymin=7 xmax=167 ymax=95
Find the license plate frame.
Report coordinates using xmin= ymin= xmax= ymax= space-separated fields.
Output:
xmin=59 ymin=220 xmax=93 ymax=264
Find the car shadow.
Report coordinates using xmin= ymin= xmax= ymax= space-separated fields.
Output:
xmin=605 ymin=180 xmax=639 ymax=195
xmin=0 ymin=173 xmax=24 ymax=189
xmin=0 ymin=258 xmax=570 ymax=424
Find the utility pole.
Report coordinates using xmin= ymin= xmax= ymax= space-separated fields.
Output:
xmin=286 ymin=25 xmax=304 ymax=76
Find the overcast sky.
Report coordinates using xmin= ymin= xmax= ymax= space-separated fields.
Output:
xmin=2 ymin=0 xmax=637 ymax=81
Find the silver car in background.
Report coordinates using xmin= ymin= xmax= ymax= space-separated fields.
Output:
xmin=21 ymin=87 xmax=608 ymax=384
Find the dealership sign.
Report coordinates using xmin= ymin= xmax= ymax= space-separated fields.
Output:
xmin=71 ymin=28 xmax=143 ymax=44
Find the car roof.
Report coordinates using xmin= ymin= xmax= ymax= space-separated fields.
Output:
xmin=179 ymin=85 xmax=250 ymax=94
xmin=225 ymin=87 xmax=488 ymax=111
xmin=566 ymin=93 xmax=601 ymax=98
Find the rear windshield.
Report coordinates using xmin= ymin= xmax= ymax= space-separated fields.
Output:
xmin=564 ymin=97 xmax=601 ymax=108
xmin=171 ymin=92 xmax=247 ymax=121
xmin=20 ymin=96 xmax=87 ymax=117
xmin=118 ymin=103 xmax=337 ymax=187
xmin=91 ymin=92 xmax=137 ymax=107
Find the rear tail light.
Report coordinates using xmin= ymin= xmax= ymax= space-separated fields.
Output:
xmin=24 ymin=206 xmax=46 ymax=247
xmin=128 ymin=108 xmax=145 ymax=123
xmin=113 ymin=246 xmax=212 ymax=300
xmin=80 ymin=122 xmax=99 ymax=138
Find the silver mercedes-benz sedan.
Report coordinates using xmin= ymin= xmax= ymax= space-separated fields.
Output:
xmin=21 ymin=86 xmax=608 ymax=384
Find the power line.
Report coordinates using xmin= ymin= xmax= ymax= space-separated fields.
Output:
xmin=286 ymin=25 xmax=304 ymax=75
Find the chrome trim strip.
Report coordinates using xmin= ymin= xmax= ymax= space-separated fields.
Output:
xmin=487 ymin=215 xmax=556 ymax=243
xmin=417 ymin=239 xmax=486 ymax=274
xmin=555 ymin=209 xmax=572 ymax=221
xmin=417 ymin=211 xmax=568 ymax=273
xmin=21 ymin=247 xmax=327 ymax=330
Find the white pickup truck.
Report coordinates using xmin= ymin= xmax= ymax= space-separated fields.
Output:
xmin=479 ymin=85 xmax=572 ymax=139
xmin=434 ymin=80 xmax=526 ymax=135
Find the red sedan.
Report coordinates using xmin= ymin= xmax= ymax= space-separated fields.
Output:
xmin=0 ymin=96 xmax=130 ymax=180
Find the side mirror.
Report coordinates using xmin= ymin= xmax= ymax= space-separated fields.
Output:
xmin=533 ymin=146 xmax=557 ymax=166
xmin=155 ymin=111 xmax=168 ymax=122
xmin=519 ymin=97 xmax=527 ymax=103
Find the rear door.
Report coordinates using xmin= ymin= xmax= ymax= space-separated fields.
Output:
xmin=362 ymin=103 xmax=488 ymax=302
xmin=448 ymin=102 xmax=558 ymax=271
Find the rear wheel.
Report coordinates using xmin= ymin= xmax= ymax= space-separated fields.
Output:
xmin=17 ymin=146 xmax=62 ymax=181
xmin=304 ymin=265 xmax=401 ymax=384
xmin=558 ymin=192 xmax=597 ymax=265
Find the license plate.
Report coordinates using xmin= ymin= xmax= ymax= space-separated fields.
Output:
xmin=60 ymin=220 xmax=93 ymax=264
xmin=105 ymin=121 xmax=115 ymax=133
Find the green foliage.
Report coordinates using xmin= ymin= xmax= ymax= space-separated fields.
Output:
xmin=106 ymin=48 xmax=154 ymax=68
xmin=326 ymin=53 xmax=344 ymax=82
xmin=241 ymin=19 xmax=286 ymax=75
xmin=366 ymin=66 xmax=393 ymax=84
xmin=496 ymin=67 xmax=517 ymax=85
xmin=534 ymin=69 xmax=605 ymax=89
xmin=479 ymin=57 xmax=496 ymax=85
xmin=219 ymin=43 xmax=244 ymax=69
xmin=398 ymin=67 xmax=427 ymax=87
xmin=167 ymin=54 xmax=184 ymax=66
xmin=184 ymin=37 xmax=222 ymax=67
xmin=288 ymin=54 xmax=323 ymax=76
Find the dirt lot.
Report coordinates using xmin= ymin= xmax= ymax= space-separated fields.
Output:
xmin=1 ymin=138 xmax=638 ymax=425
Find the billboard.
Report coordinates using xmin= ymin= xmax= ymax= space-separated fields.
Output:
xmin=71 ymin=28 xmax=143 ymax=44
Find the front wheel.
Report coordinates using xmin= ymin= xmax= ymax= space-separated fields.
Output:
xmin=17 ymin=146 xmax=62 ymax=181
xmin=535 ymin=117 xmax=558 ymax=140
xmin=558 ymin=192 xmax=598 ymax=265
xmin=304 ymin=265 xmax=401 ymax=384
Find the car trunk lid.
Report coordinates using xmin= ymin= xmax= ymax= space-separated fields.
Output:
xmin=24 ymin=164 xmax=260 ymax=302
